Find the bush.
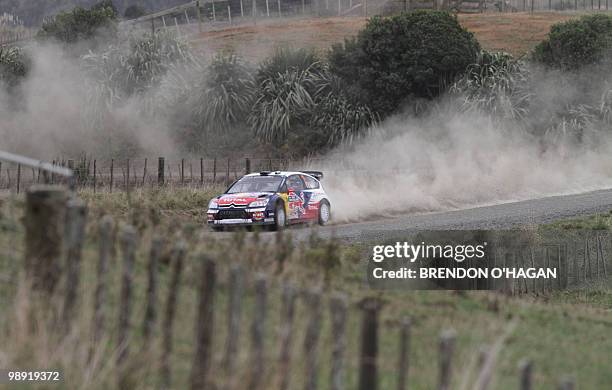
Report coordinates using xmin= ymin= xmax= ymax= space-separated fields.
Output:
xmin=38 ymin=1 xmax=118 ymax=44
xmin=451 ymin=50 xmax=532 ymax=120
xmin=534 ymin=14 xmax=612 ymax=70
xmin=256 ymin=46 xmax=323 ymax=83
xmin=124 ymin=5 xmax=146 ymax=20
xmin=329 ymin=10 xmax=480 ymax=117
xmin=194 ymin=54 xmax=256 ymax=129
xmin=0 ymin=47 xmax=30 ymax=88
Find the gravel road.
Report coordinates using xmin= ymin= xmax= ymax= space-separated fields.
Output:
xmin=285 ymin=188 xmax=612 ymax=244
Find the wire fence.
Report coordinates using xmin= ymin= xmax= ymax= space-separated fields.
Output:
xmin=3 ymin=188 xmax=607 ymax=388
xmin=0 ymin=156 xmax=350 ymax=193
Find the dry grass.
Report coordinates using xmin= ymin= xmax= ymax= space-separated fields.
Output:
xmin=189 ymin=12 xmax=583 ymax=59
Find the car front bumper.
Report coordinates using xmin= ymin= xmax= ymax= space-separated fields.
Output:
xmin=207 ymin=208 xmax=275 ymax=226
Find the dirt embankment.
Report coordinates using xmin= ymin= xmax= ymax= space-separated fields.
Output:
xmin=190 ymin=12 xmax=578 ymax=59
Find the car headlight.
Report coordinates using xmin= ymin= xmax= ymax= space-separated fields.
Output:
xmin=248 ymin=199 xmax=269 ymax=208
xmin=208 ymin=199 xmax=218 ymax=209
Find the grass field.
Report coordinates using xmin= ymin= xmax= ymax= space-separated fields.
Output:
xmin=1 ymin=191 xmax=611 ymax=389
xmin=191 ymin=12 xmax=580 ymax=59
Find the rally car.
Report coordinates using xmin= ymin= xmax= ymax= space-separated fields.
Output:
xmin=207 ymin=171 xmax=331 ymax=230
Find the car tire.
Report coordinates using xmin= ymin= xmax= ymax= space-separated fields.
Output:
xmin=211 ymin=225 xmax=223 ymax=232
xmin=318 ymin=201 xmax=331 ymax=226
xmin=273 ymin=202 xmax=287 ymax=231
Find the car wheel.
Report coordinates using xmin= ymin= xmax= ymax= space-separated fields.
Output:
xmin=318 ymin=201 xmax=330 ymax=226
xmin=211 ymin=226 xmax=223 ymax=232
xmin=273 ymin=202 xmax=287 ymax=231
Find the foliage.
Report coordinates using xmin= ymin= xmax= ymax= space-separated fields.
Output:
xmin=249 ymin=67 xmax=318 ymax=146
xmin=124 ymin=5 xmax=146 ymax=20
xmin=329 ymin=10 xmax=480 ymax=117
xmin=451 ymin=50 xmax=532 ymax=121
xmin=256 ymin=46 xmax=323 ymax=84
xmin=37 ymin=1 xmax=118 ymax=45
xmin=0 ymin=46 xmax=30 ymax=88
xmin=533 ymin=14 xmax=612 ymax=70
xmin=82 ymin=31 xmax=195 ymax=105
xmin=249 ymin=47 xmax=377 ymax=153
xmin=190 ymin=53 xmax=256 ymax=132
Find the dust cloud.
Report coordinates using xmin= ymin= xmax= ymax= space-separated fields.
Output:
xmin=322 ymin=92 xmax=612 ymax=222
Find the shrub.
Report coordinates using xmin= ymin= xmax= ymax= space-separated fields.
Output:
xmin=0 ymin=46 xmax=30 ymax=88
xmin=38 ymin=1 xmax=118 ymax=44
xmin=124 ymin=5 xmax=146 ymax=20
xmin=534 ymin=14 xmax=612 ymax=70
xmin=329 ymin=10 xmax=480 ymax=117
xmin=451 ymin=50 xmax=532 ymax=120
xmin=189 ymin=53 xmax=256 ymax=132
xmin=256 ymin=46 xmax=324 ymax=83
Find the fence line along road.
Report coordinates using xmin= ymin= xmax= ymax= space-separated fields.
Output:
xmin=0 ymin=156 xmax=345 ymax=193
xmin=3 ymin=185 xmax=592 ymax=388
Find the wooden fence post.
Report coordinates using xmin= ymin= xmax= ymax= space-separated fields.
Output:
xmin=126 ymin=158 xmax=131 ymax=193
xmin=304 ymin=289 xmax=323 ymax=390
xmin=110 ymin=159 xmax=114 ymax=193
xmin=190 ymin=257 xmax=216 ymax=390
xmin=213 ymin=158 xmax=217 ymax=183
xmin=224 ymin=265 xmax=244 ymax=377
xmin=278 ymin=283 xmax=297 ymax=390
xmin=181 ymin=158 xmax=185 ymax=185
xmin=61 ymin=198 xmax=88 ymax=328
xmin=249 ymin=275 xmax=267 ymax=390
xmin=93 ymin=160 xmax=97 ymax=193
xmin=438 ymin=330 xmax=456 ymax=390
xmin=91 ymin=216 xmax=114 ymax=359
xmin=330 ymin=293 xmax=348 ymax=390
xmin=397 ymin=317 xmax=411 ymax=390
xmin=246 ymin=158 xmax=251 ymax=174
xmin=142 ymin=158 xmax=148 ymax=186
xmin=142 ymin=235 xmax=163 ymax=348
xmin=161 ymin=241 xmax=187 ymax=389
xmin=359 ymin=298 xmax=382 ymax=390
xmin=558 ymin=378 xmax=575 ymax=390
xmin=24 ymin=186 xmax=67 ymax=297
xmin=158 ymin=157 xmax=165 ymax=186
xmin=200 ymin=158 xmax=204 ymax=185
xmin=16 ymin=163 xmax=21 ymax=193
xmin=117 ymin=226 xmax=138 ymax=379
xmin=518 ymin=359 xmax=533 ymax=390
xmin=196 ymin=1 xmax=203 ymax=32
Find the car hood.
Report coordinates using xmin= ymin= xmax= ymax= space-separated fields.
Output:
xmin=216 ymin=192 xmax=272 ymax=207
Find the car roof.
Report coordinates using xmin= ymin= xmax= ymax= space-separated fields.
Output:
xmin=244 ymin=171 xmax=318 ymax=179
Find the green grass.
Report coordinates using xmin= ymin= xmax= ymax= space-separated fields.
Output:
xmin=0 ymin=195 xmax=611 ymax=389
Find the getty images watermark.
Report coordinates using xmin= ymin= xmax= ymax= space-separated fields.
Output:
xmin=365 ymin=231 xmax=562 ymax=291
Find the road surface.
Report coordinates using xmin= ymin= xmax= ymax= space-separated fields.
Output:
xmin=282 ymin=188 xmax=612 ymax=243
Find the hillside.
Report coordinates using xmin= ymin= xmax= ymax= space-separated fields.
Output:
xmin=191 ymin=12 xmax=578 ymax=59
xmin=0 ymin=0 xmax=184 ymax=25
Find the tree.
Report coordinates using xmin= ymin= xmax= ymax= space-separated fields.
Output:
xmin=124 ymin=5 xmax=146 ymax=20
xmin=534 ymin=14 xmax=612 ymax=70
xmin=0 ymin=46 xmax=30 ymax=88
xmin=329 ymin=11 xmax=480 ymax=117
xmin=38 ymin=2 xmax=118 ymax=45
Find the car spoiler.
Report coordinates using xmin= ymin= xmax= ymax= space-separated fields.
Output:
xmin=301 ymin=171 xmax=324 ymax=180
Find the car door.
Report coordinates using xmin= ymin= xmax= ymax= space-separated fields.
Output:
xmin=301 ymin=174 xmax=321 ymax=221
xmin=285 ymin=174 xmax=306 ymax=221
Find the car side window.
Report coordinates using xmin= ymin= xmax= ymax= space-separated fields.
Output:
xmin=286 ymin=175 xmax=305 ymax=191
xmin=302 ymin=175 xmax=319 ymax=189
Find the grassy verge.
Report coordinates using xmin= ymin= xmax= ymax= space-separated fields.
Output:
xmin=0 ymin=196 xmax=611 ymax=389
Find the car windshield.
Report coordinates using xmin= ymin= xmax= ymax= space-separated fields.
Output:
xmin=227 ymin=176 xmax=283 ymax=194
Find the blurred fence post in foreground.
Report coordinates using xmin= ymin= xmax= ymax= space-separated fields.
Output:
xmin=24 ymin=186 xmax=67 ymax=297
